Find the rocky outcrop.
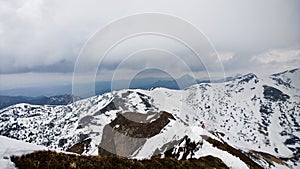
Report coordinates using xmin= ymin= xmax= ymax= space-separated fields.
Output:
xmin=99 ymin=111 xmax=175 ymax=157
xmin=164 ymin=135 xmax=203 ymax=160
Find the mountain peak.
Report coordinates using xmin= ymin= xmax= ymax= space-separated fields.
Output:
xmin=271 ymin=68 xmax=300 ymax=77
xmin=232 ymin=73 xmax=258 ymax=85
xmin=270 ymin=68 xmax=300 ymax=89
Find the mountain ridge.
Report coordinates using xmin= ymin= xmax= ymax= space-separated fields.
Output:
xmin=0 ymin=68 xmax=299 ymax=169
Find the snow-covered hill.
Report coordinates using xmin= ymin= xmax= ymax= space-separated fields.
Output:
xmin=0 ymin=68 xmax=299 ymax=169
xmin=0 ymin=136 xmax=47 ymax=169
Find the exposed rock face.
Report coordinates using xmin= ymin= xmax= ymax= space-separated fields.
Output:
xmin=99 ymin=128 xmax=147 ymax=157
xmin=164 ymin=135 xmax=203 ymax=160
xmin=67 ymin=138 xmax=91 ymax=154
xmin=263 ymin=85 xmax=290 ymax=102
xmin=99 ymin=111 xmax=175 ymax=157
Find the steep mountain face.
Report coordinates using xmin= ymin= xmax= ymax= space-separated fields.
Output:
xmin=98 ymin=111 xmax=175 ymax=157
xmin=0 ymin=69 xmax=299 ymax=169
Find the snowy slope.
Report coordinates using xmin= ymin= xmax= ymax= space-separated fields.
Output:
xmin=0 ymin=136 xmax=47 ymax=169
xmin=133 ymin=124 xmax=249 ymax=169
xmin=0 ymin=68 xmax=299 ymax=169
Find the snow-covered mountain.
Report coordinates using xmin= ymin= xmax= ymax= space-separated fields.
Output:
xmin=0 ymin=68 xmax=299 ymax=169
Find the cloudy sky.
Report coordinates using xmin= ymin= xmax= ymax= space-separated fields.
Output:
xmin=0 ymin=0 xmax=299 ymax=92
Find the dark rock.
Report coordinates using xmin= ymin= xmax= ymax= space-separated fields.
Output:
xmin=263 ymin=85 xmax=290 ymax=102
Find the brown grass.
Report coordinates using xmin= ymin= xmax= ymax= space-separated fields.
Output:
xmin=11 ymin=150 xmax=229 ymax=169
xmin=250 ymin=150 xmax=288 ymax=166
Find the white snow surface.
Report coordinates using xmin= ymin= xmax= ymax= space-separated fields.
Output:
xmin=0 ymin=136 xmax=47 ymax=169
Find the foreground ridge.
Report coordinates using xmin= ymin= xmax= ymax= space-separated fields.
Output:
xmin=11 ymin=151 xmax=229 ymax=169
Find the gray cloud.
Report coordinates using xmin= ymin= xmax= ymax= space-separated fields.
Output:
xmin=0 ymin=59 xmax=74 ymax=74
xmin=0 ymin=0 xmax=299 ymax=89
xmin=222 ymin=47 xmax=300 ymax=76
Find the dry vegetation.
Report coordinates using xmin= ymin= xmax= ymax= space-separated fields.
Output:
xmin=11 ymin=150 xmax=229 ymax=169
xmin=250 ymin=150 xmax=288 ymax=166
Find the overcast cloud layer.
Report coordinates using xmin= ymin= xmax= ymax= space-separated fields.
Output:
xmin=0 ymin=0 xmax=299 ymax=90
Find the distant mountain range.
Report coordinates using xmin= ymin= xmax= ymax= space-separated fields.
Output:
xmin=0 ymin=74 xmax=236 ymax=107
xmin=0 ymin=94 xmax=81 ymax=109
xmin=0 ymin=74 xmax=234 ymax=109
